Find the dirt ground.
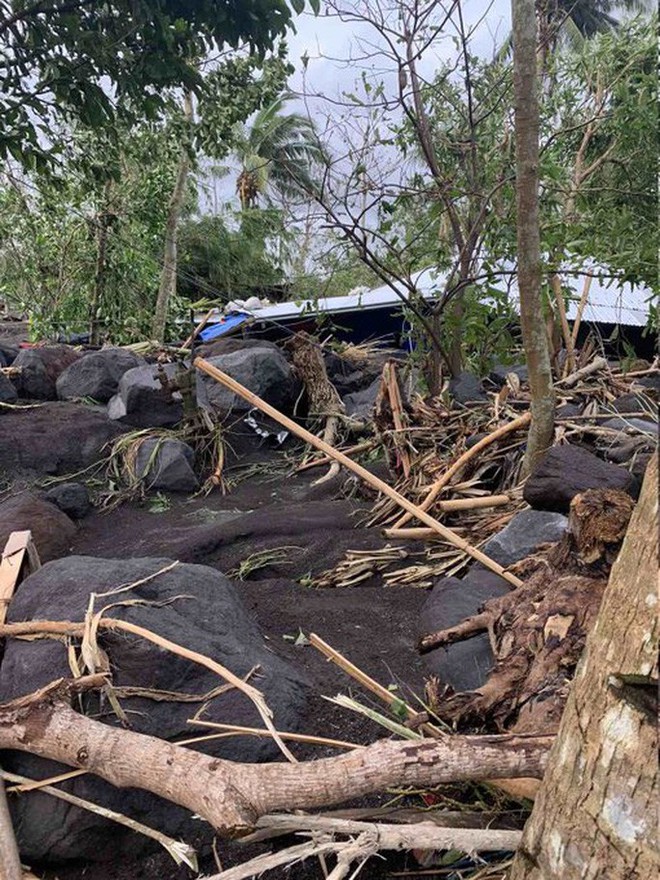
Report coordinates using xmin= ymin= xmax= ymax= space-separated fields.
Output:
xmin=34 ymin=459 xmax=448 ymax=880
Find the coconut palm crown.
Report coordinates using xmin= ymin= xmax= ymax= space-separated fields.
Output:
xmin=232 ymin=95 xmax=326 ymax=210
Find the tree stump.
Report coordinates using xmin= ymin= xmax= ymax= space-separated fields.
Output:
xmin=509 ymin=454 xmax=658 ymax=879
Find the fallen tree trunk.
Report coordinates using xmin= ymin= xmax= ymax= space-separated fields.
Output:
xmin=0 ymin=677 xmax=551 ymax=837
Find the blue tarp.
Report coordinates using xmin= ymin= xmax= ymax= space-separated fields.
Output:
xmin=198 ymin=312 xmax=250 ymax=342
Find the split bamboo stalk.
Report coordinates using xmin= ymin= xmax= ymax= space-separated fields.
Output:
xmin=550 ymin=274 xmax=575 ymax=377
xmin=195 ymin=358 xmax=523 ymax=588
xmin=393 ymin=412 xmax=531 ymax=529
xmin=385 ymin=362 xmax=411 ymax=478
xmin=181 ymin=307 xmax=215 ymax=351
xmin=570 ymin=274 xmax=593 ymax=347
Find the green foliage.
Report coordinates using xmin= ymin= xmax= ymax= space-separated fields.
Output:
xmin=0 ymin=0 xmax=313 ymax=171
xmin=231 ymin=93 xmax=327 ymax=208
xmin=178 ymin=209 xmax=287 ymax=301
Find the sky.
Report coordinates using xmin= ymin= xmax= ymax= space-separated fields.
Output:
xmin=206 ymin=1 xmax=513 ymax=210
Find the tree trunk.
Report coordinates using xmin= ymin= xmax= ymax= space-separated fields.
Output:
xmin=151 ymin=91 xmax=193 ymax=343
xmin=509 ymin=454 xmax=659 ymax=880
xmin=511 ymin=0 xmax=555 ymax=474
xmin=89 ymin=179 xmax=113 ymax=346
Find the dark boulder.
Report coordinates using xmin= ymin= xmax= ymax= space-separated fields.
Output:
xmin=610 ymin=392 xmax=655 ymax=416
xmin=0 ymin=338 xmax=19 ymax=365
xmin=196 ymin=347 xmax=299 ymax=416
xmin=601 ymin=417 xmax=658 ymax=438
xmin=449 ymin=371 xmax=488 ymax=404
xmin=634 ymin=374 xmax=660 ymax=395
xmin=43 ymin=482 xmax=91 ymax=519
xmin=0 ymin=402 xmax=125 ymax=477
xmin=523 ymin=444 xmax=637 ymax=512
xmin=0 ymin=372 xmax=17 ymax=404
xmin=479 ymin=509 xmax=568 ymax=567
xmin=342 ymin=376 xmax=381 ymax=420
xmin=12 ymin=345 xmax=81 ymax=399
xmin=419 ymin=570 xmax=510 ymax=692
xmin=0 ymin=556 xmax=309 ymax=862
xmin=135 ymin=437 xmax=199 ymax=492
xmin=107 ymin=363 xmax=183 ymax=428
xmin=488 ymin=363 xmax=529 ymax=388
xmin=0 ymin=493 xmax=75 ymax=561
xmin=556 ymin=402 xmax=583 ymax=419
xmin=56 ymin=348 xmax=145 ymax=403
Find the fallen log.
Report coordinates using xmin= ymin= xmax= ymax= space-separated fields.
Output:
xmin=0 ymin=676 xmax=551 ymax=837
xmin=194 ymin=358 xmax=523 ymax=588
xmin=556 ymin=355 xmax=608 ymax=387
xmin=392 ymin=412 xmax=531 ymax=529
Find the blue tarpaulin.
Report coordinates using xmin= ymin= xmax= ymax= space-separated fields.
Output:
xmin=198 ymin=312 xmax=250 ymax=342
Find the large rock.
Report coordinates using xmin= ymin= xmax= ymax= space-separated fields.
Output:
xmin=107 ymin=362 xmax=183 ymax=428
xmin=523 ymin=445 xmax=637 ymax=512
xmin=12 ymin=345 xmax=81 ymax=399
xmin=0 ymin=556 xmax=309 ymax=862
xmin=0 ymin=402 xmax=125 ymax=477
xmin=480 ymin=509 xmax=568 ymax=567
xmin=196 ymin=346 xmax=299 ymax=416
xmin=610 ymin=391 xmax=654 ymax=415
xmin=419 ymin=570 xmax=510 ymax=692
xmin=449 ymin=371 xmax=488 ymax=404
xmin=0 ymin=493 xmax=75 ymax=561
xmin=43 ymin=482 xmax=91 ymax=519
xmin=56 ymin=348 xmax=145 ymax=403
xmin=343 ymin=376 xmax=381 ymax=420
xmin=135 ymin=437 xmax=199 ymax=492
xmin=0 ymin=338 xmax=19 ymax=365
xmin=0 ymin=372 xmax=17 ymax=404
xmin=601 ymin=417 xmax=658 ymax=438
xmin=488 ymin=363 xmax=529 ymax=387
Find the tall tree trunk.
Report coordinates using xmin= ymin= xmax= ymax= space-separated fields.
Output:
xmin=152 ymin=91 xmax=193 ymax=343
xmin=511 ymin=0 xmax=555 ymax=474
xmin=509 ymin=454 xmax=659 ymax=880
xmin=89 ymin=179 xmax=113 ymax=346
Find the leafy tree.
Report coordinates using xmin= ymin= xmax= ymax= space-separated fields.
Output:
xmin=0 ymin=0 xmax=317 ymax=171
xmin=178 ymin=210 xmax=287 ymax=302
xmin=232 ymin=95 xmax=326 ymax=209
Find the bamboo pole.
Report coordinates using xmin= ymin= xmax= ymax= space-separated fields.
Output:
xmin=570 ymin=274 xmax=593 ymax=347
xmin=550 ymin=274 xmax=575 ymax=377
xmin=194 ymin=358 xmax=522 ymax=588
xmin=392 ymin=412 xmax=531 ymax=529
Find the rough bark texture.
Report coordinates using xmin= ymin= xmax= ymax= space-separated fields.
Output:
xmin=0 ymin=681 xmax=550 ymax=837
xmin=151 ymin=91 xmax=193 ymax=343
xmin=511 ymin=0 xmax=555 ymax=474
xmin=509 ymin=454 xmax=659 ymax=880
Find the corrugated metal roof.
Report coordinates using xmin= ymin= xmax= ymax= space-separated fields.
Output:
xmin=202 ymin=261 xmax=655 ymax=328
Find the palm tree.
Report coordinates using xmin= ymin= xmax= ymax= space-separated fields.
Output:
xmin=232 ymin=95 xmax=326 ymax=210
xmin=538 ymin=0 xmax=651 ymax=50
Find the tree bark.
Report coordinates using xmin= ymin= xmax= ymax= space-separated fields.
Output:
xmin=151 ymin=91 xmax=193 ymax=343
xmin=509 ymin=454 xmax=659 ymax=879
xmin=511 ymin=0 xmax=555 ymax=474
xmin=0 ymin=681 xmax=550 ymax=838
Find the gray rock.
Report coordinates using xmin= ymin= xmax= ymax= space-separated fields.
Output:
xmin=1 ymin=556 xmax=309 ymax=862
xmin=480 ymin=509 xmax=568 ymax=567
xmin=609 ymin=392 xmax=655 ymax=415
xmin=196 ymin=346 xmax=299 ymax=416
xmin=488 ymin=363 xmax=528 ymax=387
xmin=135 ymin=437 xmax=199 ymax=492
xmin=0 ymin=402 xmax=125 ymax=477
xmin=419 ymin=570 xmax=510 ymax=692
xmin=634 ymin=375 xmax=660 ymax=394
xmin=107 ymin=362 xmax=183 ymax=428
xmin=0 ymin=492 xmax=76 ymax=561
xmin=12 ymin=345 xmax=81 ymax=399
xmin=43 ymin=482 xmax=91 ymax=519
xmin=449 ymin=371 xmax=488 ymax=404
xmin=0 ymin=338 xmax=19 ymax=365
xmin=556 ymin=402 xmax=582 ymax=419
xmin=0 ymin=372 xmax=17 ymax=404
xmin=56 ymin=348 xmax=145 ymax=403
xmin=12 ymin=346 xmax=78 ymax=399
xmin=601 ymin=417 xmax=658 ymax=438
xmin=523 ymin=444 xmax=637 ymax=512
xmin=342 ymin=376 xmax=381 ymax=420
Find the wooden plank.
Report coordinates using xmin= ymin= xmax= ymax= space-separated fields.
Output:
xmin=0 ymin=530 xmax=38 ymax=626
